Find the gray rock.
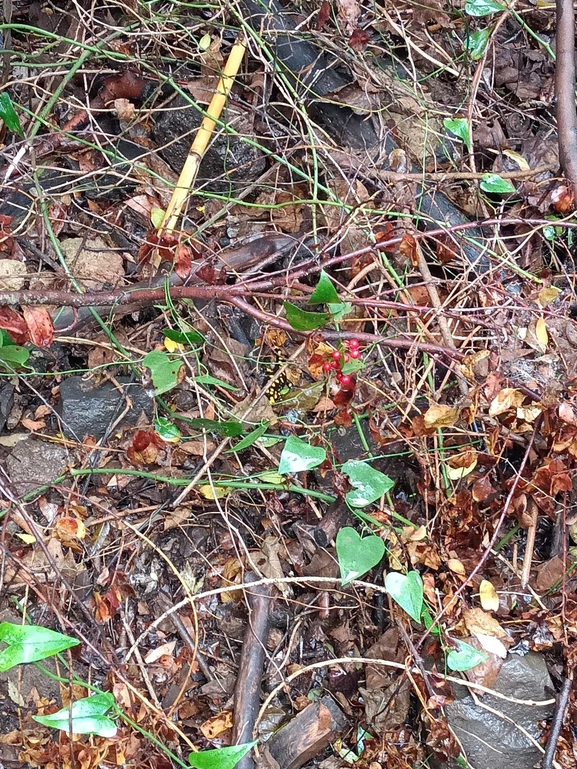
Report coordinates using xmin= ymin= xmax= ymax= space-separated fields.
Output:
xmin=58 ymin=376 xmax=154 ymax=440
xmin=152 ymin=96 xmax=266 ymax=191
xmin=0 ymin=383 xmax=14 ymax=433
xmin=444 ymin=652 xmax=555 ymax=769
xmin=6 ymin=438 xmax=68 ymax=496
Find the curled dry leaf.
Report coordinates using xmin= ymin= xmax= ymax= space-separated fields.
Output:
xmin=423 ymin=404 xmax=460 ymax=429
xmin=488 ymin=387 xmax=525 ymax=417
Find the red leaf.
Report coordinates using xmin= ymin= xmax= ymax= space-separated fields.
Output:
xmin=0 ymin=307 xmax=29 ymax=344
xmin=317 ymin=0 xmax=331 ymax=29
xmin=174 ymin=244 xmax=192 ymax=280
xmin=349 ymin=28 xmax=369 ymax=51
xmin=22 ymin=306 xmax=54 ymax=347
xmin=127 ymin=429 xmax=162 ymax=465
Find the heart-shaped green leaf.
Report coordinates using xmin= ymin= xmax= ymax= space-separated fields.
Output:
xmin=464 ymin=0 xmax=505 ymax=16
xmin=33 ymin=692 xmax=117 ymax=737
xmin=308 ymin=270 xmax=340 ymax=304
xmin=342 ymin=461 xmax=395 ymax=507
xmin=278 ymin=436 xmax=326 ymax=474
xmin=480 ymin=173 xmax=515 ymax=195
xmin=142 ymin=350 xmax=182 ymax=395
xmin=385 ymin=571 xmax=424 ymax=623
xmin=284 ymin=302 xmax=331 ymax=331
xmin=189 ymin=742 xmax=257 ymax=769
xmin=446 ymin=640 xmax=489 ymax=671
xmin=443 ymin=117 xmax=472 ymax=153
xmin=336 ymin=527 xmax=385 ymax=586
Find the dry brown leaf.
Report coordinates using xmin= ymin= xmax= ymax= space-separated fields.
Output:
xmin=423 ymin=404 xmax=460 ymax=429
xmin=200 ymin=710 xmax=234 ymax=739
xmin=538 ymin=286 xmax=560 ymax=307
xmin=488 ymin=388 xmax=525 ymax=417
xmin=463 ymin=607 xmax=507 ymax=638
xmin=447 ymin=558 xmax=466 ymax=578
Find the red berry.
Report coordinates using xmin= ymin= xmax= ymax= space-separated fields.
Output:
xmin=336 ymin=373 xmax=343 ymax=382
xmin=322 ymin=362 xmax=332 ymax=372
xmin=350 ymin=349 xmax=360 ymax=359
xmin=332 ymin=350 xmax=341 ymax=361
xmin=344 ymin=353 xmax=350 ymax=362
xmin=348 ymin=339 xmax=360 ymax=350
xmin=340 ymin=375 xmax=352 ymax=387
xmin=331 ymin=361 xmax=339 ymax=370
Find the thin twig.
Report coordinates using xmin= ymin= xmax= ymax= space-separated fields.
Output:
xmin=520 ymin=497 xmax=539 ymax=589
xmin=555 ymin=0 xmax=577 ymax=201
xmin=541 ymin=677 xmax=573 ymax=769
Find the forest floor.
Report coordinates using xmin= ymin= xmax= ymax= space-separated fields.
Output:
xmin=0 ymin=1 xmax=576 ymax=768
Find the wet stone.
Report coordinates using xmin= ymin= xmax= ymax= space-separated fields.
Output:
xmin=443 ymin=652 xmax=555 ymax=769
xmin=58 ymin=376 xmax=154 ymax=441
xmin=6 ymin=438 xmax=68 ymax=496
xmin=0 ymin=383 xmax=14 ymax=433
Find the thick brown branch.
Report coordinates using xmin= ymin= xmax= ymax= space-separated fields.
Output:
xmin=555 ymin=0 xmax=577 ymax=201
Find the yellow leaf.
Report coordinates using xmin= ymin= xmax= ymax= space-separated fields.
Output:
xmin=502 ymin=149 xmax=530 ymax=171
xmin=423 ymin=404 xmax=460 ymax=429
xmin=479 ymin=579 xmax=499 ymax=612
xmin=198 ymin=33 xmax=212 ymax=51
xmin=537 ymin=286 xmax=560 ymax=307
xmin=447 ymin=558 xmax=466 ymax=578
xmin=535 ymin=317 xmax=548 ymax=348
xmin=163 ymin=337 xmax=182 ymax=353
xmin=15 ymin=532 xmax=36 ymax=545
xmin=198 ymin=485 xmax=230 ymax=500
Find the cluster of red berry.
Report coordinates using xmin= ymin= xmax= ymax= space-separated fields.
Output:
xmin=322 ymin=339 xmax=361 ymax=390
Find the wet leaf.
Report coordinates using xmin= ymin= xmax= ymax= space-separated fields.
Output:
xmin=336 ymin=527 xmax=385 ymax=585
xmin=446 ymin=640 xmax=488 ymax=672
xmin=308 ymin=270 xmax=340 ymax=304
xmin=443 ymin=118 xmax=472 ymax=153
xmin=465 ymin=27 xmax=491 ymax=59
xmin=199 ymin=485 xmax=230 ymax=499
xmin=488 ymin=387 xmax=524 ymax=417
xmin=284 ymin=302 xmax=331 ymax=331
xmin=33 ymin=692 xmax=117 ymax=737
xmin=0 ymin=623 xmax=79 ymax=671
xmin=278 ymin=435 xmax=326 ymax=473
xmin=189 ymin=742 xmax=257 ymax=769
xmin=0 ymin=345 xmax=29 ymax=368
xmin=385 ymin=571 xmax=424 ymax=623
xmin=163 ymin=328 xmax=205 ymax=346
xmin=228 ymin=422 xmax=269 ymax=453
xmin=22 ymin=307 xmax=54 ymax=348
xmin=186 ymin=418 xmax=243 ymax=437
xmin=342 ymin=460 xmax=395 ymax=507
xmin=0 ymin=93 xmax=24 ymax=137
xmin=464 ymin=0 xmax=505 ymax=16
xmin=142 ymin=350 xmax=182 ymax=395
xmin=341 ymin=358 xmax=364 ymax=376
xmin=480 ymin=174 xmax=515 ymax=194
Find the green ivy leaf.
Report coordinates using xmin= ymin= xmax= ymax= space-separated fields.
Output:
xmin=443 ymin=118 xmax=472 ymax=153
xmin=33 ymin=693 xmax=117 ymax=737
xmin=446 ymin=640 xmax=489 ymax=671
xmin=308 ymin=270 xmax=340 ymax=304
xmin=163 ymin=328 xmax=205 ymax=346
xmin=0 ymin=623 xmax=79 ymax=672
xmin=284 ymin=302 xmax=331 ymax=331
xmin=278 ymin=435 xmax=326 ymax=474
xmin=327 ymin=301 xmax=352 ymax=320
xmin=342 ymin=460 xmax=394 ymax=507
xmin=186 ymin=418 xmax=243 ymax=437
xmin=0 ymin=93 xmax=24 ymax=137
xmin=336 ymin=527 xmax=385 ymax=586
xmin=155 ymin=417 xmax=181 ymax=442
xmin=189 ymin=742 xmax=257 ymax=769
xmin=465 ymin=0 xmax=505 ymax=15
xmin=384 ymin=571 xmax=424 ymax=623
xmin=465 ymin=27 xmax=491 ymax=59
xmin=0 ymin=345 xmax=30 ymax=368
xmin=194 ymin=374 xmax=239 ymax=391
xmin=142 ymin=350 xmax=182 ymax=395
xmin=228 ymin=422 xmax=269 ymax=453
xmin=480 ymin=173 xmax=516 ymax=194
